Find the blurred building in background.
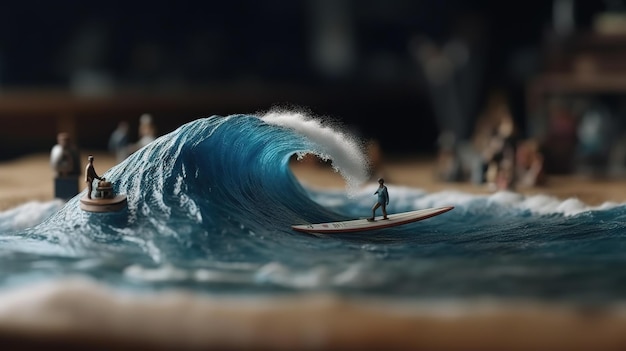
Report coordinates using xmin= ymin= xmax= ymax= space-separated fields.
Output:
xmin=0 ymin=0 xmax=624 ymax=179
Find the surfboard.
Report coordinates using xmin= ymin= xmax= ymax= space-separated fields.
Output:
xmin=291 ymin=206 xmax=454 ymax=234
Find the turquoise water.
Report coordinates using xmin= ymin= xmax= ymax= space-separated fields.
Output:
xmin=1 ymin=111 xmax=626 ymax=305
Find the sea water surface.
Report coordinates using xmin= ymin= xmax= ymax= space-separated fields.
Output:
xmin=1 ymin=110 xmax=626 ymax=308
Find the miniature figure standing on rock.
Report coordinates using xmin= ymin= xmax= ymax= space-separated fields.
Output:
xmin=84 ymin=155 xmax=104 ymax=200
xmin=79 ymin=155 xmax=127 ymax=213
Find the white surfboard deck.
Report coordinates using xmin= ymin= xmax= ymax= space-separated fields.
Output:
xmin=291 ymin=206 xmax=454 ymax=234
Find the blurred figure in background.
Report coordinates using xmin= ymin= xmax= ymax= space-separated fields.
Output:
xmin=471 ymin=91 xmax=518 ymax=190
xmin=575 ymin=100 xmax=617 ymax=177
xmin=108 ymin=120 xmax=130 ymax=163
xmin=51 ymin=133 xmax=76 ymax=177
xmin=516 ymin=138 xmax=545 ymax=187
xmin=128 ymin=113 xmax=157 ymax=153
xmin=50 ymin=132 xmax=81 ymax=200
xmin=483 ymin=116 xmax=517 ymax=190
xmin=137 ymin=113 xmax=157 ymax=148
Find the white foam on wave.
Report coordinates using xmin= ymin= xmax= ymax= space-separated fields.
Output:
xmin=261 ymin=109 xmax=369 ymax=193
xmin=313 ymin=183 xmax=624 ymax=219
xmin=499 ymin=191 xmax=621 ymax=217
xmin=0 ymin=200 xmax=65 ymax=232
xmin=123 ymin=261 xmax=369 ymax=290
xmin=368 ymin=187 xmax=624 ymax=218
xmin=124 ymin=263 xmax=251 ymax=284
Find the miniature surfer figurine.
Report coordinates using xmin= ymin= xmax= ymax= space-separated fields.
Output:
xmin=369 ymin=178 xmax=389 ymax=221
xmin=84 ymin=155 xmax=104 ymax=199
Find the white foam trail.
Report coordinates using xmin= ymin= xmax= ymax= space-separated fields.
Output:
xmin=0 ymin=200 xmax=65 ymax=232
xmin=395 ymin=188 xmax=622 ymax=217
xmin=261 ymin=110 xmax=369 ymax=192
xmin=124 ymin=264 xmax=251 ymax=284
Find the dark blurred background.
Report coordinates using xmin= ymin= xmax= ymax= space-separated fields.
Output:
xmin=0 ymin=0 xmax=624 ymax=176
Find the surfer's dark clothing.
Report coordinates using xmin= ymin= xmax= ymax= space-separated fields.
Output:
xmin=370 ymin=179 xmax=389 ymax=220
xmin=375 ymin=185 xmax=389 ymax=205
